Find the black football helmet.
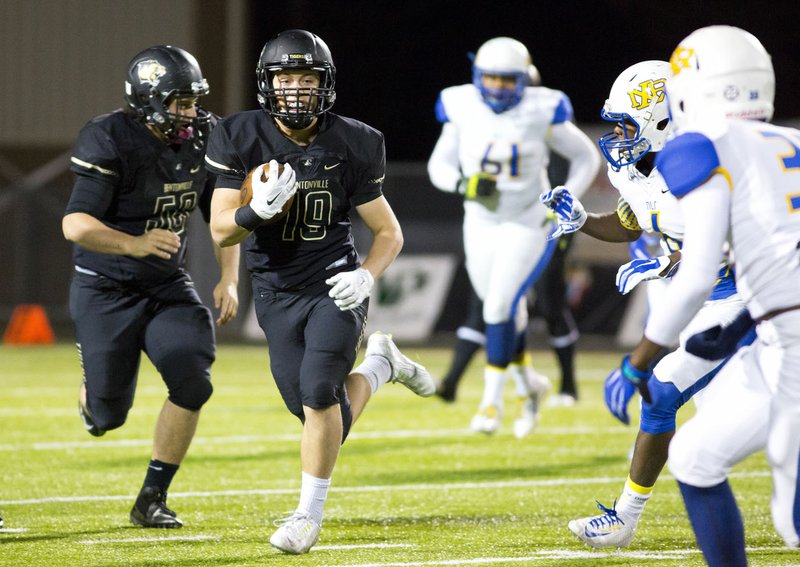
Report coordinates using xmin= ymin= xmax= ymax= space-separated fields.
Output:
xmin=124 ymin=45 xmax=210 ymax=142
xmin=256 ymin=29 xmax=336 ymax=129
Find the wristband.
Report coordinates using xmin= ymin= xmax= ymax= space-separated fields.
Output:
xmin=234 ymin=205 xmax=265 ymax=232
xmin=621 ymin=355 xmax=650 ymax=385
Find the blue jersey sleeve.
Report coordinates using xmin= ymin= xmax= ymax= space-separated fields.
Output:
xmin=552 ymin=93 xmax=574 ymax=124
xmin=656 ymin=133 xmax=721 ymax=198
xmin=434 ymin=93 xmax=449 ymax=123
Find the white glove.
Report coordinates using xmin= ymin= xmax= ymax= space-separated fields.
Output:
xmin=249 ymin=160 xmax=297 ymax=220
xmin=615 ymin=256 xmax=671 ymax=295
xmin=539 ymin=186 xmax=586 ymax=239
xmin=325 ymin=268 xmax=374 ymax=311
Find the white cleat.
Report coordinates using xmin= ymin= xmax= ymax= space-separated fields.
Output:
xmin=366 ymin=332 xmax=435 ymax=397
xmin=567 ymin=501 xmax=636 ymax=549
xmin=513 ymin=396 xmax=538 ymax=438
xmin=270 ymin=512 xmax=321 ymax=554
xmin=470 ymin=405 xmax=502 ymax=434
xmin=547 ymin=393 xmax=576 ymax=408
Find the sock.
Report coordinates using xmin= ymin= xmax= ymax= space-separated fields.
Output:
xmin=615 ymin=475 xmax=653 ymax=525
xmin=508 ymin=362 xmax=532 ymax=397
xmin=553 ymin=343 xmax=577 ymax=397
xmin=297 ymin=471 xmax=331 ymax=525
xmin=352 ymin=355 xmax=392 ymax=393
xmin=442 ymin=330 xmax=484 ymax=391
xmin=479 ymin=365 xmax=507 ymax=409
xmin=142 ymin=459 xmax=180 ymax=493
xmin=678 ymin=480 xmax=747 ymax=567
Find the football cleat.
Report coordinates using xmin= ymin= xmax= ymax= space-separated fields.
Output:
xmin=366 ymin=332 xmax=435 ymax=397
xmin=130 ymin=486 xmax=183 ymax=529
xmin=513 ymin=396 xmax=538 ymax=438
xmin=547 ymin=393 xmax=577 ymax=408
xmin=78 ymin=381 xmax=105 ymax=437
xmin=568 ymin=500 xmax=636 ymax=549
xmin=470 ymin=404 xmax=502 ymax=434
xmin=270 ymin=512 xmax=321 ymax=554
xmin=435 ymin=378 xmax=457 ymax=403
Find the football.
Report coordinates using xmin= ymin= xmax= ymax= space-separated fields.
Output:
xmin=239 ymin=162 xmax=294 ymax=224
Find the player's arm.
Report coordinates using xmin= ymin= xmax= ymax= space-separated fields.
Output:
xmin=630 ymin=174 xmax=730 ymax=367
xmin=582 ymin=210 xmax=641 ymax=242
xmin=355 ymin=195 xmax=404 ymax=279
xmin=209 ymin=186 xmax=250 ymax=247
xmin=427 ymin=122 xmax=463 ymax=193
xmin=547 ymin=121 xmax=602 ymax=199
xmin=62 ymin=213 xmax=179 ymax=259
xmin=210 ymin=239 xmax=240 ymax=326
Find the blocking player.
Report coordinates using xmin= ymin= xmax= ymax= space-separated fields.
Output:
xmin=63 ymin=46 xmax=240 ymax=528
xmin=205 ymin=29 xmax=434 ymax=555
xmin=620 ymin=26 xmax=799 ymax=565
xmin=541 ymin=60 xmax=746 ymax=549
xmin=427 ymin=37 xmax=600 ymax=434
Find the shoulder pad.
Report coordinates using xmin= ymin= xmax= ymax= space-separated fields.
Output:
xmin=656 ymin=133 xmax=720 ymax=198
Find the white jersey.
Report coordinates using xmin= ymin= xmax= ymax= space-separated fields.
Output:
xmin=608 ymin=163 xmax=684 ymax=253
xmin=609 ymin=163 xmax=735 ymax=300
xmin=427 ymin=83 xmax=599 ymax=225
xmin=648 ymin=119 xmax=800 ymax=338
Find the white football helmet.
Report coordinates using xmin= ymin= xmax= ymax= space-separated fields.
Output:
xmin=667 ymin=25 xmax=774 ymax=131
xmin=472 ymin=37 xmax=536 ymax=113
xmin=598 ymin=60 xmax=672 ymax=171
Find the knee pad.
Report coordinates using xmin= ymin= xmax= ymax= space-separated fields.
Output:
xmin=168 ymin=376 xmax=213 ymax=411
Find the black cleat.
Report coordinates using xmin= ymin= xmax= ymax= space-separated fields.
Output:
xmin=78 ymin=400 xmax=105 ymax=437
xmin=130 ymin=486 xmax=183 ymax=529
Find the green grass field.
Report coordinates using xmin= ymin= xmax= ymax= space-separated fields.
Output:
xmin=1 ymin=343 xmax=796 ymax=566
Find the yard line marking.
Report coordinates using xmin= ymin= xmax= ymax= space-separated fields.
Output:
xmin=316 ymin=546 xmax=793 ymax=566
xmin=0 ymin=426 xmax=631 ymax=452
xmin=79 ymin=535 xmax=217 ymax=544
xmin=0 ymin=470 xmax=770 ymax=506
xmin=0 ymin=528 xmax=28 ymax=533
xmin=315 ymin=544 xmax=412 ymax=550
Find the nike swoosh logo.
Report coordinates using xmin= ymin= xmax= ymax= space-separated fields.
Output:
xmin=190 ymin=165 xmax=201 ymax=173
xmin=266 ymin=195 xmax=280 ymax=205
xmin=149 ymin=466 xmax=163 ymax=471
xmin=324 ymin=163 xmax=341 ymax=170
xmin=661 ymin=187 xmax=670 ymax=193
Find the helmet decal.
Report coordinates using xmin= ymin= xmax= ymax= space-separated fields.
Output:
xmin=136 ymin=60 xmax=167 ymax=87
xmin=627 ymin=78 xmax=666 ymax=111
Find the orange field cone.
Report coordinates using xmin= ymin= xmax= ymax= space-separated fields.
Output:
xmin=3 ymin=304 xmax=55 ymax=345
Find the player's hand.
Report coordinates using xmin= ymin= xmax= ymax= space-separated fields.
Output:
xmin=685 ymin=308 xmax=755 ymax=360
xmin=459 ymin=172 xmax=499 ymax=211
xmin=615 ymin=256 xmax=671 ymax=295
xmin=604 ymin=355 xmax=653 ymax=424
xmin=213 ymin=279 xmax=239 ymax=326
xmin=325 ymin=268 xmax=374 ymax=311
xmin=604 ymin=368 xmax=637 ymax=425
xmin=131 ymin=228 xmax=181 ymax=259
xmin=539 ymin=186 xmax=586 ymax=239
xmin=249 ymin=160 xmax=297 ymax=220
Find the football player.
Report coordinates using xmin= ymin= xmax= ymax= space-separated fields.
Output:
xmin=541 ymin=60 xmax=747 ymax=549
xmin=205 ymin=29 xmax=434 ymax=555
xmin=619 ymin=26 xmax=799 ymax=565
xmin=62 ymin=46 xmax=240 ymax=528
xmin=427 ymin=37 xmax=600 ymax=434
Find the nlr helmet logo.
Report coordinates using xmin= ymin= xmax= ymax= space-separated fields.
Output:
xmin=136 ymin=60 xmax=167 ymax=87
xmin=627 ymin=79 xmax=667 ymax=110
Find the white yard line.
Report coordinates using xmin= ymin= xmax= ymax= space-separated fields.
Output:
xmin=0 ymin=471 xmax=770 ymax=506
xmin=0 ymin=426 xmax=630 ymax=452
xmin=78 ymin=535 xmax=218 ymax=544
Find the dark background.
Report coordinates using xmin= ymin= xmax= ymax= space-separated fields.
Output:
xmin=246 ymin=0 xmax=800 ymax=161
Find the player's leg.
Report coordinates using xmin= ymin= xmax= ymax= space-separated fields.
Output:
xmin=569 ymin=296 xmax=746 ymax=548
xmin=762 ymin=311 xmax=800 ymax=548
xmin=471 ymin=221 xmax=554 ymax=434
xmin=669 ymin=344 xmax=770 ymax=567
xmin=436 ymin=284 xmax=485 ymax=402
xmin=533 ymin=235 xmax=580 ymax=405
xmin=69 ymin=271 xmax=144 ymax=435
xmin=136 ymin=278 xmax=215 ymax=528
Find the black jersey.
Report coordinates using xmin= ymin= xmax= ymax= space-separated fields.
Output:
xmin=65 ymin=110 xmax=215 ymax=283
xmin=205 ymin=111 xmax=384 ymax=291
